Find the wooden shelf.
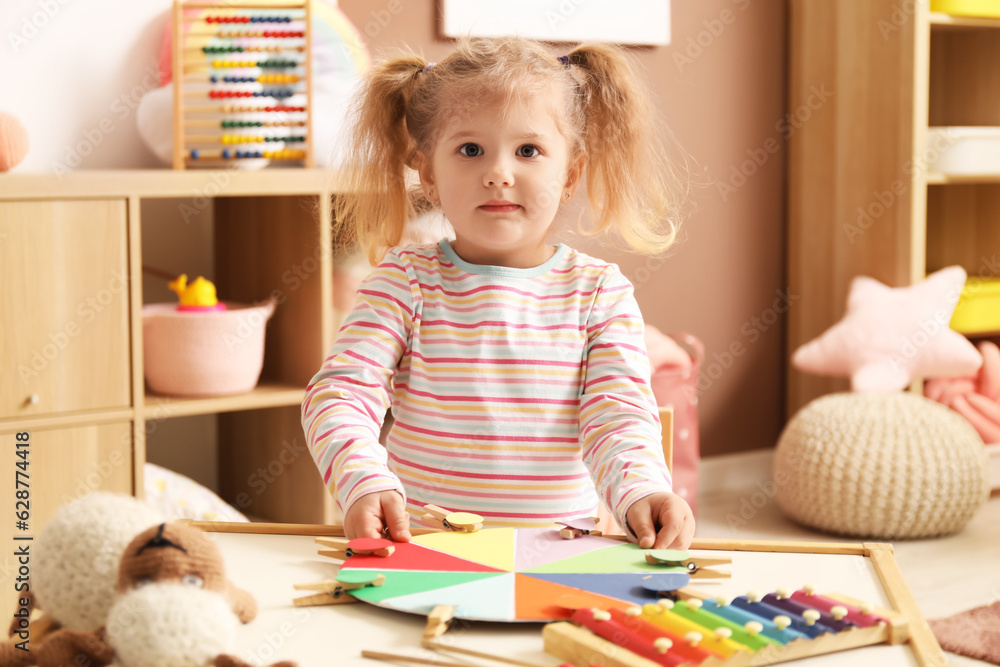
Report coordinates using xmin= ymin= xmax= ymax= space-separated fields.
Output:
xmin=930 ymin=11 xmax=1000 ymax=29
xmin=0 ymin=168 xmax=348 ymax=200
xmin=143 ymin=382 xmax=305 ymax=419
xmin=926 ymin=172 xmax=1000 ymax=184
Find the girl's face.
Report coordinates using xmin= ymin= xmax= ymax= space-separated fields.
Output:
xmin=418 ymin=92 xmax=584 ymax=268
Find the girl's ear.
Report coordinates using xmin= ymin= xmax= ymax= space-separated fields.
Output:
xmin=414 ymin=151 xmax=438 ymax=202
xmin=563 ymin=151 xmax=587 ymax=202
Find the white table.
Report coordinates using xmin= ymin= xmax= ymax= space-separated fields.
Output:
xmin=212 ymin=532 xmax=934 ymax=666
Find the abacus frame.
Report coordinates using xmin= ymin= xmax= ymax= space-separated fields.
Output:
xmin=172 ymin=0 xmax=315 ymax=169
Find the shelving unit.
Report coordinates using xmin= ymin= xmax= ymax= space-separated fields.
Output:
xmin=0 ymin=170 xmax=346 ymax=591
xmin=788 ymin=2 xmax=1000 ymax=416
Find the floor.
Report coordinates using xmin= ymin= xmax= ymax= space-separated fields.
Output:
xmin=696 ymin=456 xmax=1000 ymax=666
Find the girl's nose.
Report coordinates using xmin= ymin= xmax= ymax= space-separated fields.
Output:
xmin=484 ymin=159 xmax=514 ymax=187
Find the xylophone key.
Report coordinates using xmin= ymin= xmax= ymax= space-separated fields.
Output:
xmin=791 ymin=587 xmax=888 ymax=628
xmin=730 ymin=592 xmax=834 ymax=638
xmin=570 ymin=608 xmax=686 ymax=667
xmin=701 ymin=598 xmax=807 ymax=644
xmin=669 ymin=598 xmax=780 ymax=651
xmin=764 ymin=589 xmax=854 ymax=632
xmin=641 ymin=602 xmax=750 ymax=658
xmin=610 ymin=607 xmax=716 ymax=665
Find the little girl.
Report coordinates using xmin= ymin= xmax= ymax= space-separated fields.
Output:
xmin=302 ymin=36 xmax=694 ymax=550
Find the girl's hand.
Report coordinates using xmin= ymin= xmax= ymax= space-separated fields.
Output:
xmin=625 ymin=492 xmax=695 ymax=550
xmin=344 ymin=491 xmax=412 ymax=542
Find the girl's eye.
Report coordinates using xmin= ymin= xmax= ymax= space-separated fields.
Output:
xmin=458 ymin=143 xmax=482 ymax=157
xmin=517 ymin=145 xmax=540 ymax=158
xmin=182 ymin=574 xmax=204 ymax=588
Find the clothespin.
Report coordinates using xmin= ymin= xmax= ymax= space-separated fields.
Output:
xmin=422 ymin=605 xmax=455 ymax=639
xmin=419 ymin=505 xmax=483 ymax=533
xmin=292 ymin=571 xmax=385 ymax=606
xmin=556 ymin=517 xmax=603 ymax=540
xmin=644 ymin=549 xmax=731 ymax=579
xmin=315 ymin=536 xmax=395 ymax=560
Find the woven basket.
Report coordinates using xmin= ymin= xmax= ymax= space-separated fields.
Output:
xmin=774 ymin=392 xmax=989 ymax=539
xmin=142 ymin=300 xmax=275 ymax=397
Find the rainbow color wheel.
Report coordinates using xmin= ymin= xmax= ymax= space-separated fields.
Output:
xmin=338 ymin=527 xmax=686 ymax=622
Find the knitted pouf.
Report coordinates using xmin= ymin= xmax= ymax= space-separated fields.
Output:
xmin=774 ymin=392 xmax=990 ymax=539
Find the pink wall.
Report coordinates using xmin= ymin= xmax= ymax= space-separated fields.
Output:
xmin=338 ymin=0 xmax=789 ymax=456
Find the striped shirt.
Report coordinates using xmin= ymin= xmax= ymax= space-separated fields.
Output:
xmin=301 ymin=239 xmax=672 ymax=529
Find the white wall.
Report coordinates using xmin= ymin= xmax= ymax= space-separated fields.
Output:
xmin=2 ymin=0 xmax=174 ymax=170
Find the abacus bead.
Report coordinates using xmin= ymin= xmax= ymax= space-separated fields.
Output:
xmin=190 ymin=149 xmax=199 ymax=159
xmin=222 ymin=149 xmax=231 ymax=159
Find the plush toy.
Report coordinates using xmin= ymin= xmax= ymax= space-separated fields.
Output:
xmin=0 ymin=112 xmax=29 ymax=171
xmin=925 ymin=339 xmax=1000 ymax=443
xmin=792 ymin=265 xmax=983 ymax=392
xmin=2 ymin=493 xmax=164 ymax=665
xmin=8 ymin=493 xmax=164 ymax=636
xmin=2 ymin=523 xmax=295 ymax=667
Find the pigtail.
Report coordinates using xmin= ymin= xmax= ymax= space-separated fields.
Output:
xmin=332 ymin=54 xmax=429 ymax=264
xmin=567 ymin=44 xmax=687 ymax=254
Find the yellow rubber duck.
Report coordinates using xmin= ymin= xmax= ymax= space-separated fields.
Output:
xmin=168 ymin=274 xmax=222 ymax=309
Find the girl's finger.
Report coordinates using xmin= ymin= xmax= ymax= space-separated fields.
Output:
xmin=382 ymin=495 xmax=412 ymax=542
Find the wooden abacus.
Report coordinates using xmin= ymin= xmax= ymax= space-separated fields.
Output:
xmin=172 ymin=0 xmax=314 ymax=169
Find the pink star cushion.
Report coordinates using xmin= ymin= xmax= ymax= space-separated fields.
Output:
xmin=792 ymin=266 xmax=983 ymax=393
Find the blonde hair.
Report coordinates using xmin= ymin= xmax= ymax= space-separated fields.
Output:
xmin=333 ymin=36 xmax=688 ymax=264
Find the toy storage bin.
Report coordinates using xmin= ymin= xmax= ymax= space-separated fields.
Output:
xmin=142 ymin=299 xmax=276 ymax=397
xmin=951 ymin=277 xmax=1000 ymax=335
xmin=927 ymin=127 xmax=1000 ymax=174
xmin=931 ymin=0 xmax=1000 ymax=18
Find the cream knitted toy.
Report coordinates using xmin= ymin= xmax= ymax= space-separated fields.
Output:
xmin=2 ymin=523 xmax=295 ymax=667
xmin=11 ymin=492 xmax=165 ymax=635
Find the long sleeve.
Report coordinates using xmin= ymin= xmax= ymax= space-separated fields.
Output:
xmin=579 ymin=266 xmax=673 ymax=530
xmin=301 ymin=250 xmax=416 ymax=513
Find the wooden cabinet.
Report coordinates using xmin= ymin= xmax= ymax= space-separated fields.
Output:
xmin=0 ymin=170 xmax=345 ymax=547
xmin=787 ymin=2 xmax=1000 ymax=415
xmin=0 ymin=200 xmax=131 ymax=419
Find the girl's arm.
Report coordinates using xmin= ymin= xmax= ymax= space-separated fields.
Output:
xmin=579 ymin=266 xmax=673 ymax=531
xmin=301 ymin=250 xmax=416 ymax=515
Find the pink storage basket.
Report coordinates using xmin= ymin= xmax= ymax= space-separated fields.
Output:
xmin=142 ymin=300 xmax=276 ymax=397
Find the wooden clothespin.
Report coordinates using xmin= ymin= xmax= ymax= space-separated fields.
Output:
xmin=419 ymin=505 xmax=483 ymax=533
xmin=292 ymin=571 xmax=385 ymax=606
xmin=316 ymin=536 xmax=395 ymax=561
xmin=556 ymin=517 xmax=603 ymax=540
xmin=422 ymin=605 xmax=455 ymax=639
xmin=644 ymin=549 xmax=731 ymax=579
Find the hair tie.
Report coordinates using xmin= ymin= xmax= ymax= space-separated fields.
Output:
xmin=557 ymin=55 xmax=571 ymax=68
xmin=421 ymin=62 xmax=436 ymax=74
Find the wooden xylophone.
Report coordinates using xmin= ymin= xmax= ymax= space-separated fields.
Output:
xmin=544 ymin=585 xmax=909 ymax=667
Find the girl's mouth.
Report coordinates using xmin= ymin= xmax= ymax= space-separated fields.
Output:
xmin=479 ymin=202 xmax=520 ymax=213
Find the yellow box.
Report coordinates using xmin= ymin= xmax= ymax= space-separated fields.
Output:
xmin=951 ymin=277 xmax=1000 ymax=335
xmin=931 ymin=0 xmax=1000 ymax=19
